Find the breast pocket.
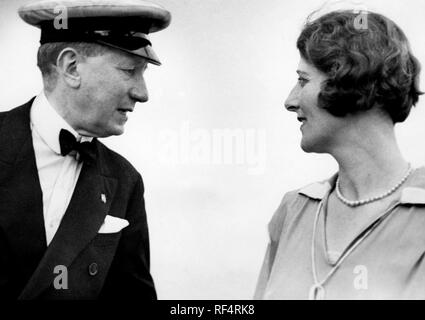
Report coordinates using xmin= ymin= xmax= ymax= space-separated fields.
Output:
xmin=90 ymin=231 xmax=122 ymax=248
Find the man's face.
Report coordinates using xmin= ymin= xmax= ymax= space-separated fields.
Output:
xmin=74 ymin=48 xmax=149 ymax=137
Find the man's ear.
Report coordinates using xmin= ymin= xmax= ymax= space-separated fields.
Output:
xmin=55 ymin=48 xmax=82 ymax=88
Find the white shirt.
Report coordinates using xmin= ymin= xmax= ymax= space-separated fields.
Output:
xmin=30 ymin=91 xmax=93 ymax=246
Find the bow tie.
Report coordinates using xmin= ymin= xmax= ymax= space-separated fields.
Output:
xmin=59 ymin=129 xmax=97 ymax=165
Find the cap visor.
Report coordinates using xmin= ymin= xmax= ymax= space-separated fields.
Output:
xmin=96 ymin=40 xmax=162 ymax=65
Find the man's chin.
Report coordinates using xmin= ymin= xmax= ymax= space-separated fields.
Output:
xmin=300 ymin=139 xmax=311 ymax=153
xmin=97 ymin=127 xmax=125 ymax=138
xmin=110 ymin=128 xmax=125 ymax=137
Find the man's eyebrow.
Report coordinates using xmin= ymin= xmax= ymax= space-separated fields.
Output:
xmin=115 ymin=62 xmax=147 ymax=71
xmin=130 ymin=61 xmax=149 ymax=70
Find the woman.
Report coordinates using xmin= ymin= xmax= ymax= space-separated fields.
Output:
xmin=255 ymin=10 xmax=424 ymax=300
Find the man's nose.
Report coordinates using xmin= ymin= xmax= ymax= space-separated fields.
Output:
xmin=130 ymin=75 xmax=149 ymax=103
xmin=284 ymin=85 xmax=300 ymax=112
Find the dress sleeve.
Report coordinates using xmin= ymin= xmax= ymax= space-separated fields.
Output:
xmin=253 ymin=192 xmax=294 ymax=299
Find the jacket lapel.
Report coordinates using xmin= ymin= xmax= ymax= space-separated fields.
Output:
xmin=18 ymin=144 xmax=117 ymax=299
xmin=0 ymin=100 xmax=47 ymax=289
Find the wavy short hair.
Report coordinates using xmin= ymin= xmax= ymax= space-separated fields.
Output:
xmin=297 ymin=10 xmax=422 ymax=123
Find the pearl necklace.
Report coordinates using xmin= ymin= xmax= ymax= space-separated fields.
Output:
xmin=335 ymin=164 xmax=414 ymax=207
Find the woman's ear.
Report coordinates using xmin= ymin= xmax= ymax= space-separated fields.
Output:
xmin=55 ymin=47 xmax=81 ymax=88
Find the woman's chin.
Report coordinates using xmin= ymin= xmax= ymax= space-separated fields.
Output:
xmin=300 ymin=137 xmax=326 ymax=154
xmin=300 ymin=137 xmax=314 ymax=153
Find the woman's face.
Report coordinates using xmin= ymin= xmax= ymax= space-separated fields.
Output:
xmin=285 ymin=57 xmax=344 ymax=153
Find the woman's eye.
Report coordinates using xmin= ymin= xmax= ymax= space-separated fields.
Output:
xmin=298 ymin=77 xmax=308 ymax=87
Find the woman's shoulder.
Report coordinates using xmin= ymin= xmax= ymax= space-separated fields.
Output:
xmin=273 ymin=176 xmax=333 ymax=214
xmin=410 ymin=166 xmax=425 ymax=184
xmin=268 ymin=176 xmax=334 ymax=241
xmin=401 ymin=166 xmax=425 ymax=202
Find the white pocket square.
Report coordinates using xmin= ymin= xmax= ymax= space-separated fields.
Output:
xmin=98 ymin=215 xmax=129 ymax=234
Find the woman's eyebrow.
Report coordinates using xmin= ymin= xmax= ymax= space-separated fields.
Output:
xmin=296 ymin=70 xmax=309 ymax=76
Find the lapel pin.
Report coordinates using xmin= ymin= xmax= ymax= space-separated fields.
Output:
xmin=101 ymin=193 xmax=107 ymax=203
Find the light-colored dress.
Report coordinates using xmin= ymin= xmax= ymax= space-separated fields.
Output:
xmin=254 ymin=167 xmax=425 ymax=299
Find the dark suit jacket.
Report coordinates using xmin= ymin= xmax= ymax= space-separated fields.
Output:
xmin=0 ymin=99 xmax=157 ymax=300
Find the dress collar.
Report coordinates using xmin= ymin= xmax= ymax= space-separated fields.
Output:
xmin=399 ymin=187 xmax=425 ymax=205
xmin=298 ymin=168 xmax=425 ymax=205
xmin=30 ymin=91 xmax=92 ymax=155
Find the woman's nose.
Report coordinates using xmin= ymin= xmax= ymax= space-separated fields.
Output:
xmin=284 ymin=85 xmax=300 ymax=112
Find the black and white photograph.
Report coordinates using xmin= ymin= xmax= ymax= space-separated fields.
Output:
xmin=1 ymin=0 xmax=425 ymax=305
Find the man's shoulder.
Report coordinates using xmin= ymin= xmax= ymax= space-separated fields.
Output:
xmin=0 ymin=106 xmax=20 ymax=126
xmin=0 ymin=110 xmax=5 ymax=128
xmin=0 ymin=109 xmax=7 ymax=119
xmin=96 ymin=140 xmax=141 ymax=181
xmin=0 ymin=99 xmax=35 ymax=128
xmin=267 ymin=178 xmax=332 ymax=241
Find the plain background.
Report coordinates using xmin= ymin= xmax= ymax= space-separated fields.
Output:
xmin=1 ymin=0 xmax=425 ymax=299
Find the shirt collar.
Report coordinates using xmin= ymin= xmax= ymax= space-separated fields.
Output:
xmin=30 ymin=91 xmax=93 ymax=155
xmin=298 ymin=168 xmax=425 ymax=205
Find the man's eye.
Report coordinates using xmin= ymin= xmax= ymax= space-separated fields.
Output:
xmin=121 ymin=68 xmax=136 ymax=75
xmin=298 ymin=77 xmax=308 ymax=87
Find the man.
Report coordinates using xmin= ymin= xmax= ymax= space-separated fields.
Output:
xmin=0 ymin=0 xmax=171 ymax=299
